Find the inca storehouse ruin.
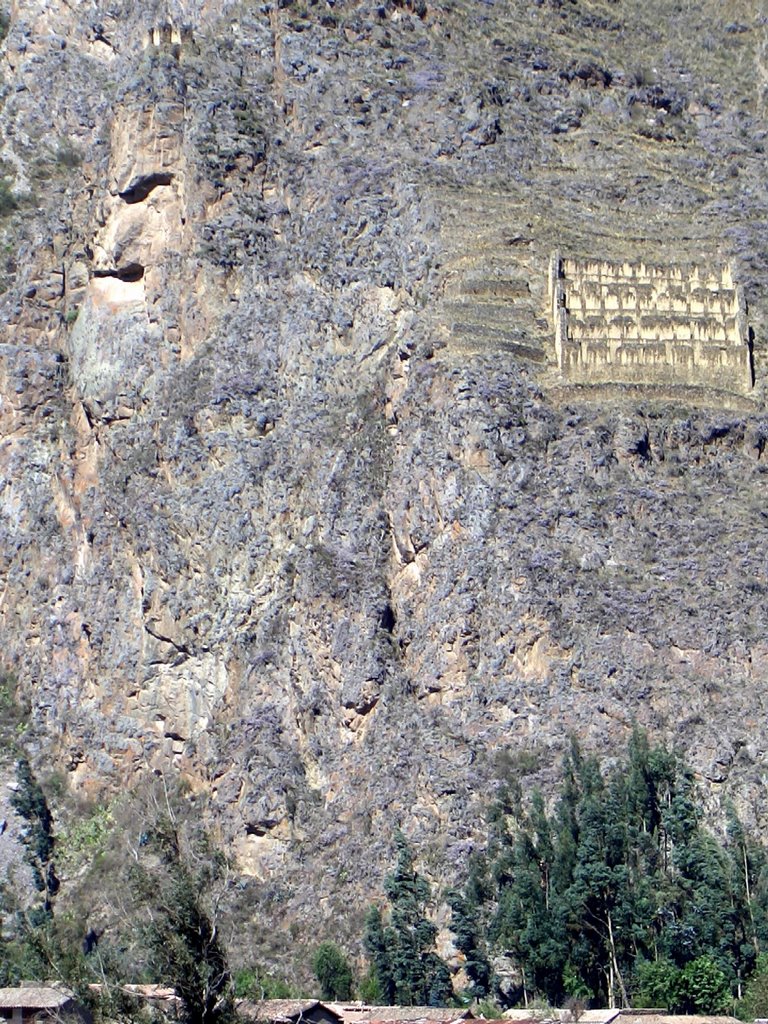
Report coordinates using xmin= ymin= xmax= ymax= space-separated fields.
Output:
xmin=549 ymin=255 xmax=753 ymax=393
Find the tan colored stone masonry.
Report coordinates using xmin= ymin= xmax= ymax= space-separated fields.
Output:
xmin=549 ymin=255 xmax=752 ymax=392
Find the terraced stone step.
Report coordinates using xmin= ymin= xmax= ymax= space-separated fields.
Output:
xmin=443 ymin=298 xmax=540 ymax=323
xmin=448 ymin=321 xmax=546 ymax=361
xmin=450 ymin=277 xmax=531 ymax=300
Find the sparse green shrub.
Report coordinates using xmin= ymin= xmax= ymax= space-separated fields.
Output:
xmin=42 ymin=771 xmax=68 ymax=801
xmin=54 ymin=140 xmax=82 ymax=169
xmin=57 ymin=804 xmax=114 ymax=872
xmin=0 ymin=178 xmax=16 ymax=216
xmin=0 ymin=673 xmax=29 ymax=746
xmin=234 ymin=967 xmax=297 ymax=1000
xmin=475 ymin=1000 xmax=503 ymax=1018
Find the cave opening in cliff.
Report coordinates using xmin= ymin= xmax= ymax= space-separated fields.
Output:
xmin=379 ymin=602 xmax=396 ymax=634
xmin=118 ymin=172 xmax=174 ymax=204
xmin=93 ymin=262 xmax=145 ymax=283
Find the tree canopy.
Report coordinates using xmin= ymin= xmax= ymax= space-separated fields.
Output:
xmin=460 ymin=729 xmax=768 ymax=1010
xmin=313 ymin=942 xmax=354 ymax=1000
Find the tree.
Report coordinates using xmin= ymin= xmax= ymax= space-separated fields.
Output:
xmin=234 ymin=967 xmax=296 ymax=1000
xmin=313 ymin=942 xmax=354 ymax=1000
xmin=672 ymin=956 xmax=730 ymax=1014
xmin=10 ymin=757 xmax=58 ymax=915
xmin=131 ymin=810 xmax=234 ymax=1024
xmin=364 ymin=832 xmax=453 ymax=1006
xmin=448 ymin=886 xmax=492 ymax=1000
xmin=365 ymin=905 xmax=395 ymax=1004
xmin=633 ymin=958 xmax=679 ymax=1009
xmin=738 ymin=953 xmax=768 ymax=1019
xmin=478 ymin=729 xmax=768 ymax=1009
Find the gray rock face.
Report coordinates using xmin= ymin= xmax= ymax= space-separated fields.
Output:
xmin=2 ymin=0 xmax=768 ymax=969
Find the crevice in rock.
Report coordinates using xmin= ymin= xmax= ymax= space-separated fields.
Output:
xmin=118 ymin=173 xmax=173 ymax=204
xmin=80 ymin=400 xmax=97 ymax=431
xmin=90 ymin=25 xmax=116 ymax=52
xmin=144 ymin=621 xmax=191 ymax=658
xmin=379 ymin=602 xmax=396 ymax=634
xmin=356 ymin=694 xmax=380 ymax=716
xmin=93 ymin=262 xmax=145 ymax=283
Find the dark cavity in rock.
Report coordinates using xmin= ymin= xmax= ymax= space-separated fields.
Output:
xmin=118 ymin=172 xmax=173 ymax=204
xmin=379 ymin=602 xmax=396 ymax=634
xmin=93 ymin=262 xmax=145 ymax=282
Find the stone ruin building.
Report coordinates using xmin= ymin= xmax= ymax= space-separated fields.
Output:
xmin=549 ymin=255 xmax=753 ymax=393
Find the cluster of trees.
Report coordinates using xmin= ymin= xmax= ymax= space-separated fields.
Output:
xmin=448 ymin=730 xmax=768 ymax=1011
xmin=1 ymin=768 xmax=351 ymax=1021
xmin=361 ymin=730 xmax=768 ymax=1015
xmin=6 ymin=730 xmax=768 ymax=1020
xmin=0 ymin=770 xmax=236 ymax=1024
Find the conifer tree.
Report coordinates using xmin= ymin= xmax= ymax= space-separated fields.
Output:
xmin=448 ymin=858 xmax=492 ymax=1001
xmin=364 ymin=832 xmax=452 ymax=1006
xmin=364 ymin=906 xmax=395 ymax=1004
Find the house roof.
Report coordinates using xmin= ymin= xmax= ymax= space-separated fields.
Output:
xmin=331 ymin=1009 xmax=474 ymax=1024
xmin=365 ymin=1018 xmax=472 ymax=1024
xmin=619 ymin=1016 xmax=741 ymax=1024
xmin=121 ymin=984 xmax=181 ymax=1003
xmin=501 ymin=1011 xmax=557 ymax=1019
xmin=501 ymin=1012 xmax=557 ymax=1023
xmin=0 ymin=987 xmax=75 ymax=1010
xmin=579 ymin=1013 xmax=622 ymax=1024
xmin=239 ymin=1000 xmax=342 ymax=1023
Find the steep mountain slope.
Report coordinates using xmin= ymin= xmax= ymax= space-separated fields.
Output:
xmin=2 ymin=0 xmax=768 ymax=971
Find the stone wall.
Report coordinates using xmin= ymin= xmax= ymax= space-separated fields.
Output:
xmin=550 ymin=255 xmax=753 ymax=393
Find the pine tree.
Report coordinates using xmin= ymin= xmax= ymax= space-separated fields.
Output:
xmin=10 ymin=758 xmax=58 ymax=914
xmin=447 ymin=877 xmax=492 ymax=1000
xmin=489 ymin=786 xmax=571 ymax=1005
xmin=364 ymin=832 xmax=452 ymax=1006
xmin=364 ymin=906 xmax=395 ymax=1004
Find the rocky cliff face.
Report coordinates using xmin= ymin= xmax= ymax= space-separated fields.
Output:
xmin=3 ymin=0 xmax=768 ymax=972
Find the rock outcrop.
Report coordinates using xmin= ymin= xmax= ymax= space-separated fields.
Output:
xmin=1 ymin=0 xmax=768 ymax=975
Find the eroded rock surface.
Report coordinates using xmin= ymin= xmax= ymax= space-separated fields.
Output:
xmin=2 ymin=0 xmax=768 ymax=971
